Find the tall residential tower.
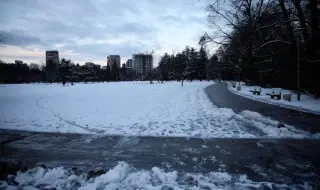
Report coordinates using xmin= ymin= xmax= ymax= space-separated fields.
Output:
xmin=107 ymin=55 xmax=120 ymax=70
xmin=45 ymin=50 xmax=59 ymax=81
xmin=132 ymin=53 xmax=153 ymax=76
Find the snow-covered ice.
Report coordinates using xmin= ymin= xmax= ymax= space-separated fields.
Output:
xmin=0 ymin=81 xmax=319 ymax=138
xmin=0 ymin=161 xmax=313 ymax=190
xmin=228 ymin=82 xmax=320 ymax=114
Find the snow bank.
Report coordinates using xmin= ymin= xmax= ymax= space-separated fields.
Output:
xmin=1 ymin=161 xmax=312 ymax=190
xmin=228 ymin=82 xmax=320 ymax=114
xmin=237 ymin=110 xmax=320 ymax=138
xmin=0 ymin=82 xmax=319 ymax=139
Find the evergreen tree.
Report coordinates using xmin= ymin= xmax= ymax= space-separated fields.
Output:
xmin=111 ymin=61 xmax=119 ymax=81
xmin=207 ymin=55 xmax=220 ymax=80
xmin=183 ymin=48 xmax=198 ymax=81
xmin=106 ymin=64 xmax=111 ymax=82
xmin=197 ymin=47 xmax=207 ymax=80
xmin=174 ymin=53 xmax=186 ymax=79
xmin=158 ymin=53 xmax=170 ymax=81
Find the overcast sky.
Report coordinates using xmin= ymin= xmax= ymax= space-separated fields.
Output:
xmin=0 ymin=0 xmax=212 ymax=66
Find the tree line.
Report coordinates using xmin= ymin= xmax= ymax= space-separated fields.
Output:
xmin=199 ymin=0 xmax=320 ymax=98
xmin=0 ymin=59 xmax=135 ymax=84
xmin=0 ymin=60 xmax=45 ymax=83
xmin=156 ymin=46 xmax=208 ymax=81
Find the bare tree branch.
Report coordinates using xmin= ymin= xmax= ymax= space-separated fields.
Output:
xmin=254 ymin=19 xmax=305 ymax=33
xmin=254 ymin=59 xmax=273 ymax=64
xmin=257 ymin=69 xmax=273 ymax=73
xmin=255 ymin=40 xmax=291 ymax=52
xmin=300 ymin=58 xmax=320 ymax=63
xmin=199 ymin=32 xmax=228 ymax=46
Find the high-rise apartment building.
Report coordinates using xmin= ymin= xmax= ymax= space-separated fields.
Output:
xmin=132 ymin=53 xmax=153 ymax=76
xmin=107 ymin=55 xmax=120 ymax=70
xmin=45 ymin=50 xmax=59 ymax=81
xmin=46 ymin=50 xmax=59 ymax=66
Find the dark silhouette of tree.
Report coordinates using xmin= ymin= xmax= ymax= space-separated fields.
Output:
xmin=183 ymin=48 xmax=198 ymax=81
xmin=197 ymin=47 xmax=207 ymax=80
xmin=29 ymin=63 xmax=40 ymax=71
xmin=46 ymin=59 xmax=56 ymax=82
xmin=106 ymin=64 xmax=110 ymax=82
xmin=199 ymin=0 xmax=320 ymax=97
xmin=155 ymin=45 xmax=211 ymax=82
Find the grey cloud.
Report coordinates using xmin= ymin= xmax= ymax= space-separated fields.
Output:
xmin=117 ymin=23 xmax=155 ymax=35
xmin=97 ymin=0 xmax=142 ymax=16
xmin=62 ymin=43 xmax=142 ymax=59
xmin=0 ymin=30 xmax=45 ymax=46
xmin=0 ymin=0 xmax=208 ymax=63
xmin=0 ymin=53 xmax=43 ymax=62
xmin=159 ymin=14 xmax=207 ymax=27
xmin=161 ymin=15 xmax=185 ymax=25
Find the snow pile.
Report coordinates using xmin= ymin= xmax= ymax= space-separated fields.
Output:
xmin=0 ymin=82 xmax=319 ymax=139
xmin=237 ymin=110 xmax=320 ymax=138
xmin=1 ymin=162 xmax=312 ymax=190
xmin=228 ymin=82 xmax=320 ymax=114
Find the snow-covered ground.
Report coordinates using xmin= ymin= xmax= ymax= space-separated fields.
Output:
xmin=0 ymin=161 xmax=312 ymax=190
xmin=228 ymin=82 xmax=320 ymax=115
xmin=0 ymin=82 xmax=319 ymax=138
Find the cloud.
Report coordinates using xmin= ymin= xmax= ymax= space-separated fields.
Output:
xmin=0 ymin=0 xmax=212 ymax=65
xmin=0 ymin=30 xmax=44 ymax=46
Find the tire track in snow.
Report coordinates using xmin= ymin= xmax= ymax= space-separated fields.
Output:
xmin=36 ymin=96 xmax=103 ymax=134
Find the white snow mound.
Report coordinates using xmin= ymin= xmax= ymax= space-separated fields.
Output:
xmin=0 ymin=161 xmax=311 ymax=190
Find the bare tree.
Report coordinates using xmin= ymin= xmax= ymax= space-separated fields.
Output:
xmin=200 ymin=0 xmax=320 ymax=97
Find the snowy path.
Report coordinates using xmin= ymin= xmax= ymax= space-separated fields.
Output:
xmin=0 ymin=82 xmax=319 ymax=138
xmin=228 ymin=81 xmax=320 ymax=114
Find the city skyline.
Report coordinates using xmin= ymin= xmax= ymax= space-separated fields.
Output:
xmin=0 ymin=0 xmax=213 ymax=66
xmin=7 ymin=51 xmax=153 ymax=69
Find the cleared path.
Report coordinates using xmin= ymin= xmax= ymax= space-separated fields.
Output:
xmin=205 ymin=82 xmax=320 ymax=133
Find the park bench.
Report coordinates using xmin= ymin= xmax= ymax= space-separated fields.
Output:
xmin=266 ymin=88 xmax=282 ymax=100
xmin=250 ymin=86 xmax=261 ymax=95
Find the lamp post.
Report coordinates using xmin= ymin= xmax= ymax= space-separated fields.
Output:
xmin=234 ymin=65 xmax=241 ymax=91
xmin=294 ymin=28 xmax=304 ymax=101
xmin=297 ymin=36 xmax=301 ymax=101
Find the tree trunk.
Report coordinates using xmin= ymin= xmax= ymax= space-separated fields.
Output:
xmin=308 ymin=0 xmax=320 ymax=96
xmin=278 ymin=0 xmax=296 ymax=47
xmin=292 ymin=0 xmax=310 ymax=42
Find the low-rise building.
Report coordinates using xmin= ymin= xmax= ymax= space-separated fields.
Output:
xmin=15 ymin=60 xmax=23 ymax=65
xmin=85 ymin=62 xmax=94 ymax=68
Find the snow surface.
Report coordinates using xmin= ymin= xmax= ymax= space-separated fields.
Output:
xmin=0 ymin=161 xmax=313 ymax=190
xmin=0 ymin=82 xmax=319 ymax=138
xmin=228 ymin=82 xmax=320 ymax=114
